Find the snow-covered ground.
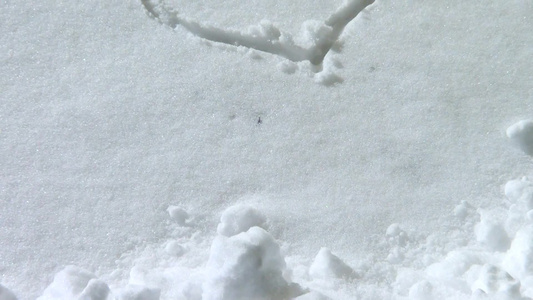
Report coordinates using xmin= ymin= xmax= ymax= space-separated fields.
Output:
xmin=1 ymin=0 xmax=533 ymax=299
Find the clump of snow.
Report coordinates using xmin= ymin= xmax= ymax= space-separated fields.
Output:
xmin=408 ymin=280 xmax=433 ymax=300
xmin=164 ymin=240 xmax=185 ymax=257
xmin=216 ymin=205 xmax=267 ymax=237
xmin=278 ymin=61 xmax=298 ymax=74
xmin=78 ymin=279 xmax=112 ymax=300
xmin=454 ymin=201 xmax=472 ymax=221
xmin=387 ymin=247 xmax=405 ymax=264
xmin=37 ymin=266 xmax=103 ymax=300
xmin=167 ymin=206 xmax=189 ymax=226
xmin=426 ymin=250 xmax=483 ymax=282
xmin=309 ymin=247 xmax=355 ymax=280
xmin=475 ymin=218 xmax=510 ymax=252
xmin=504 ymin=178 xmax=532 ymax=202
xmin=507 ymin=120 xmax=533 ymax=156
xmin=0 ymin=285 xmax=17 ymax=300
xmin=293 ymin=291 xmax=331 ymax=300
xmin=115 ymin=285 xmax=160 ymax=300
xmin=37 ymin=266 xmax=162 ymax=300
xmin=247 ymin=20 xmax=282 ymax=41
xmin=313 ymin=70 xmax=343 ymax=86
xmin=502 ymin=225 xmax=533 ymax=281
xmin=396 ymin=176 xmax=533 ymax=299
xmin=386 ymin=223 xmax=409 ymax=246
xmin=298 ymin=20 xmax=332 ymax=49
xmin=470 ymin=264 xmax=517 ymax=295
xmin=203 ymin=226 xmax=302 ymax=300
xmin=504 ymin=177 xmax=533 ymax=236
xmin=247 ymin=49 xmax=263 ymax=60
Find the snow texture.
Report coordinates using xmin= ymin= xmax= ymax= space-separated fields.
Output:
xmin=3 ymin=0 xmax=533 ymax=299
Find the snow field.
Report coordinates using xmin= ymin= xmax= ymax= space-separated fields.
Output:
xmin=2 ymin=0 xmax=533 ymax=298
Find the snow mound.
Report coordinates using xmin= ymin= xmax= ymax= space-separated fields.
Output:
xmin=37 ymin=266 xmax=111 ymax=300
xmin=309 ymin=248 xmax=355 ymax=280
xmin=203 ymin=226 xmax=302 ymax=300
xmin=0 ymin=285 xmax=17 ymax=300
xmin=400 ymin=177 xmax=533 ymax=299
xmin=507 ymin=120 xmax=533 ymax=156
xmin=216 ymin=205 xmax=267 ymax=237
xmin=31 ymin=178 xmax=533 ymax=299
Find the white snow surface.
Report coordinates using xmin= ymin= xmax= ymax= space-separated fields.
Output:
xmin=2 ymin=0 xmax=533 ymax=299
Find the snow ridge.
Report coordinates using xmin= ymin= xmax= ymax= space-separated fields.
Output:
xmin=141 ymin=0 xmax=374 ymax=65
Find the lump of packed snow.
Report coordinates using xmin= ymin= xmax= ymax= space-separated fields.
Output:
xmin=313 ymin=70 xmax=343 ymax=86
xmin=247 ymin=20 xmax=281 ymax=40
xmin=309 ymin=248 xmax=355 ymax=280
xmin=386 ymin=223 xmax=408 ymax=246
xmin=293 ymin=291 xmax=331 ymax=300
xmin=471 ymin=264 xmax=516 ymax=295
xmin=426 ymin=251 xmax=482 ymax=281
xmin=37 ymin=265 xmax=106 ymax=300
xmin=387 ymin=247 xmax=405 ymax=264
xmin=203 ymin=226 xmax=301 ymax=300
xmin=167 ymin=206 xmax=189 ymax=225
xmin=503 ymin=225 xmax=533 ymax=280
xmin=0 ymin=284 xmax=17 ymax=300
xmin=78 ymin=279 xmax=112 ymax=300
xmin=115 ymin=285 xmax=160 ymax=300
xmin=454 ymin=201 xmax=473 ymax=221
xmin=506 ymin=120 xmax=533 ymax=156
xmin=278 ymin=61 xmax=298 ymax=74
xmin=475 ymin=219 xmax=510 ymax=252
xmin=216 ymin=205 xmax=267 ymax=237
xmin=164 ymin=240 xmax=185 ymax=257
xmin=504 ymin=178 xmax=532 ymax=202
xmin=408 ymin=280 xmax=433 ymax=300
